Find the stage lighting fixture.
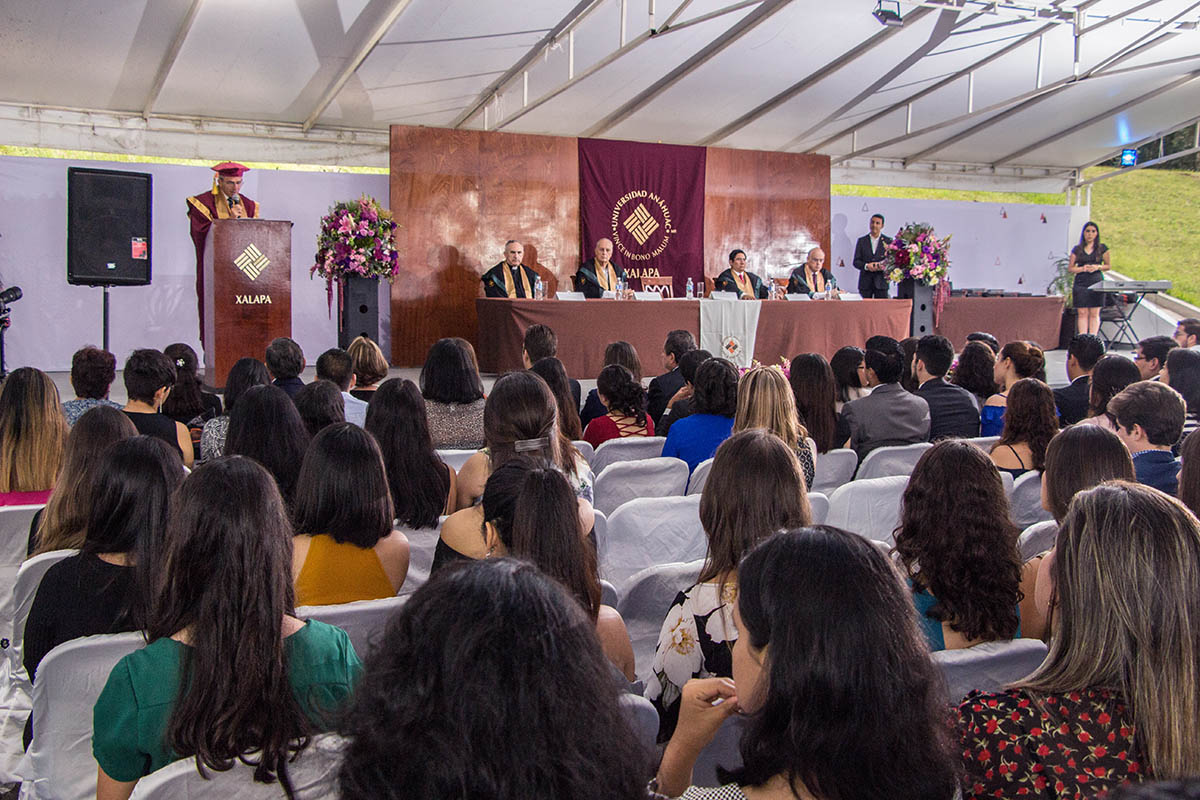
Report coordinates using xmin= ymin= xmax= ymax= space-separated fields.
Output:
xmin=1120 ymin=148 xmax=1138 ymax=167
xmin=873 ymin=0 xmax=903 ymax=27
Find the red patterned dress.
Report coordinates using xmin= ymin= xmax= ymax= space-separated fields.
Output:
xmin=957 ymin=687 xmax=1146 ymax=799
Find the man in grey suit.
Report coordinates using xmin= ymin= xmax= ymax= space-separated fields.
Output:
xmin=842 ymin=337 xmax=930 ymax=458
xmin=914 ymin=334 xmax=980 ymax=440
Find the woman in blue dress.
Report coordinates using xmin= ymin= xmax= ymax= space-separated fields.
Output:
xmin=980 ymin=341 xmax=1046 ymax=437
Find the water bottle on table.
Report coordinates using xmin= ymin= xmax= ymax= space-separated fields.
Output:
xmin=686 ymin=277 xmax=694 ymax=299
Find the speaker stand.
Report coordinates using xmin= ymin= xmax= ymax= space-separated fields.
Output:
xmin=101 ymin=285 xmax=112 ymax=352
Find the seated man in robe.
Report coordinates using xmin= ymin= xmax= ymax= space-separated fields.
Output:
xmin=713 ymin=249 xmax=768 ymax=299
xmin=787 ymin=247 xmax=840 ymax=298
xmin=481 ymin=240 xmax=539 ymax=298
xmin=574 ymin=238 xmax=627 ymax=298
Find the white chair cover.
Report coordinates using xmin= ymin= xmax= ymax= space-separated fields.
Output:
xmin=617 ymin=693 xmax=660 ymax=758
xmin=571 ymin=440 xmax=595 ymax=464
xmin=966 ymin=436 xmax=1000 ymax=451
xmin=590 ymin=437 xmax=666 ymax=475
xmin=593 ymin=457 xmax=689 ymax=516
xmin=592 ymin=509 xmax=607 ymax=553
xmin=435 ymin=449 xmax=476 ymax=472
xmin=600 ymin=496 xmax=705 ymax=588
xmin=686 ymin=458 xmax=714 ymax=496
xmin=807 ymin=492 xmax=830 ymax=525
xmin=1018 ymin=520 xmax=1059 ymax=561
xmin=616 ymin=560 xmax=704 ymax=681
xmin=599 ymin=580 xmax=619 ymax=609
xmin=692 ymin=714 xmax=747 ymax=787
xmin=19 ymin=632 xmax=146 ymax=800
xmin=395 ymin=521 xmax=443 ymax=597
xmin=855 ymin=442 xmax=932 ymax=480
xmin=1010 ymin=471 xmax=1053 ymax=528
xmin=825 ymin=476 xmax=908 ymax=544
xmin=296 ymin=596 xmax=407 ymax=662
xmin=810 ymin=449 xmax=858 ymax=494
xmin=1001 ymin=470 xmax=1015 ymax=497
xmin=128 ymin=733 xmax=345 ymax=800
xmin=933 ymin=639 xmax=1049 ymax=706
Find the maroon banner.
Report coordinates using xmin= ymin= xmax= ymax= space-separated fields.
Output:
xmin=579 ymin=138 xmax=706 ymax=296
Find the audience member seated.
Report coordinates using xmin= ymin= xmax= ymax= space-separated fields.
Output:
xmin=225 ymin=384 xmax=310 ymax=506
xmin=530 ymin=357 xmax=584 ymax=441
xmin=583 ymin=364 xmax=654 ymax=448
xmin=336 ymin=560 xmax=651 ymax=800
xmin=61 ymin=346 xmax=121 ymax=426
xmin=829 ymin=345 xmax=869 ymax=413
xmin=264 ymin=336 xmax=306 ymax=399
xmin=895 ymin=440 xmax=1022 ymax=651
xmin=989 ymin=378 xmax=1059 ymax=479
xmin=967 ymin=330 xmax=1001 ymax=354
xmin=365 ymin=378 xmax=455 ymax=528
xmin=713 ymin=248 xmax=769 ymax=299
xmin=574 ymin=237 xmax=628 ymax=298
xmin=788 ymin=353 xmax=839 ymax=453
xmin=646 ymin=430 xmax=811 ymax=739
xmin=655 ymin=527 xmax=957 ymax=800
xmin=523 ymin=323 xmax=581 ymax=409
xmin=1109 ymin=381 xmax=1186 ymax=495
xmin=785 ymin=246 xmax=838 ymax=298
xmin=1165 ymin=348 xmax=1200 ymax=447
xmin=657 ymin=348 xmax=711 ymax=437
xmin=1078 ymin=354 xmax=1142 ymax=432
xmin=1179 ymin=431 xmax=1200 ymax=519
xmin=92 ymin=456 xmax=362 ymax=798
xmin=161 ymin=343 xmax=222 ymax=426
xmin=950 ymin=340 xmax=999 ymax=408
xmin=1054 ymin=333 xmax=1105 ymax=425
xmin=198 ymin=357 xmax=270 ymax=462
xmin=980 ymin=340 xmax=1045 ymax=437
xmin=293 ymin=379 xmax=346 ymax=438
xmin=648 ymin=329 xmax=697 ymax=427
xmin=31 ymin=406 xmax=135 ymax=555
xmin=733 ymin=365 xmax=815 ymax=489
xmin=419 ymin=337 xmax=487 ymax=450
xmin=914 ymin=334 xmax=981 ymax=440
xmin=346 ymin=334 xmax=388 ymax=402
xmin=1136 ymin=334 xmax=1178 ymax=381
xmin=899 ymin=336 xmax=921 ymax=394
xmin=958 ymin=481 xmax=1200 ymax=798
xmin=580 ymin=341 xmax=643 ymax=428
xmin=316 ymin=347 xmax=367 ymax=427
xmin=121 ymin=349 xmax=194 ymax=468
xmin=842 ymin=337 xmax=930 ymax=458
xmin=661 ymin=358 xmax=738 ymax=473
xmin=1174 ymin=317 xmax=1200 ymax=350
xmin=292 ymin=423 xmax=409 ymax=605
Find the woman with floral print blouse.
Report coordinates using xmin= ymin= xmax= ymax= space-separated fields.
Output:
xmin=644 ymin=430 xmax=810 ymax=740
xmin=958 ymin=481 xmax=1200 ymax=798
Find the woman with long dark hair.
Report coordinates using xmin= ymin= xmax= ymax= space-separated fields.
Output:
xmin=951 ymin=340 xmax=999 ymax=407
xmin=894 ymin=439 xmax=1022 ymax=651
xmin=0 ymin=367 xmax=67 ymax=505
xmin=829 ymin=346 xmax=868 ymax=411
xmin=529 ymin=356 xmax=584 ymax=441
xmin=419 ymin=337 xmax=486 ymax=449
xmin=980 ymin=340 xmax=1046 ymax=437
xmin=366 ymin=378 xmax=454 ymax=529
xmin=92 ymin=457 xmax=361 ymax=798
xmin=1165 ymin=348 xmax=1200 ymax=447
xmin=1079 ymin=354 xmax=1141 ymax=431
xmin=789 ymin=353 xmax=838 ymax=453
xmin=161 ymin=343 xmax=221 ymax=426
xmin=661 ymin=358 xmax=739 ymax=473
xmin=657 ymin=527 xmax=957 ymax=799
xmin=199 ymin=357 xmax=270 ymax=462
xmin=989 ymin=377 xmax=1059 ymax=478
xmin=337 ymin=559 xmax=650 ymax=800
xmin=1180 ymin=430 xmax=1200 ymax=519
xmin=583 ymin=364 xmax=653 ymax=448
xmin=1068 ymin=220 xmax=1110 ymax=335
xmin=580 ymin=341 xmax=643 ymax=428
xmin=225 ymin=384 xmax=310 ymax=505
xmin=292 ymin=379 xmax=345 ymax=438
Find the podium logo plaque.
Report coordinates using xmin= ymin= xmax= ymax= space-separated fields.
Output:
xmin=235 ymin=244 xmax=270 ymax=281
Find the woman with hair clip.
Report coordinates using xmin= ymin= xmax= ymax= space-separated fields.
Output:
xmin=530 ymin=356 xmax=584 ymax=442
xmin=161 ymin=343 xmax=221 ymax=426
xmin=291 ymin=423 xmax=410 ymax=606
xmin=581 ymin=341 xmax=643 ymax=428
xmin=92 ymin=456 xmax=362 ymax=800
xmin=646 ymin=429 xmax=811 ymax=739
xmin=960 ymin=481 xmax=1200 ymax=797
xmin=656 ymin=526 xmax=958 ymax=799
xmin=199 ymin=357 xmax=270 ymax=462
xmin=365 ymin=378 xmax=455 ymax=529
xmin=894 ymin=439 xmax=1023 ymax=651
xmin=1079 ymin=354 xmax=1141 ymax=431
xmin=980 ymin=340 xmax=1047 ymax=437
xmin=419 ymin=337 xmax=487 ymax=450
xmin=0 ymin=366 xmax=67 ymax=506
xmin=734 ymin=365 xmax=815 ymax=489
xmin=788 ymin=353 xmax=838 ymax=454
xmin=989 ymin=377 xmax=1059 ymax=479
xmin=121 ymin=349 xmax=194 ymax=467
xmin=32 ymin=406 xmax=136 ymax=555
xmin=225 ymin=384 xmax=310 ymax=506
xmin=336 ymin=559 xmax=652 ymax=800
xmin=583 ymin=363 xmax=653 ymax=448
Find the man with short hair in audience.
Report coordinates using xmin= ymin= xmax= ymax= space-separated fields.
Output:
xmin=1173 ymin=318 xmax=1200 ymax=351
xmin=265 ymin=337 xmax=306 ymax=400
xmin=62 ymin=346 xmax=122 ymax=425
xmin=647 ymin=329 xmax=696 ymax=427
xmin=522 ymin=323 xmax=581 ymax=410
xmin=841 ymin=336 xmax=930 ymax=457
xmin=914 ymin=335 xmax=979 ymax=439
xmin=657 ymin=349 xmax=712 ymax=437
xmin=1135 ymin=335 xmax=1178 ymax=381
xmin=1054 ymin=333 xmax=1105 ymax=425
xmin=1108 ymin=380 xmax=1186 ymax=495
xmin=316 ymin=348 xmax=367 ymax=427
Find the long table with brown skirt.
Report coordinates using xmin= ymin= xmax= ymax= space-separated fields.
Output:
xmin=933 ymin=296 xmax=1065 ymax=352
xmin=475 ymin=298 xmax=913 ymax=377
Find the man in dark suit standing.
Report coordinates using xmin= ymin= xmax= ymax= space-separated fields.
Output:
xmin=1054 ymin=333 xmax=1105 ymax=425
xmin=852 ymin=214 xmax=892 ymax=299
xmin=647 ymin=329 xmax=696 ymax=427
xmin=914 ymin=335 xmax=980 ymax=439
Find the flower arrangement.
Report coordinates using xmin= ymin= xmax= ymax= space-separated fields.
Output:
xmin=884 ymin=222 xmax=951 ymax=287
xmin=311 ymin=195 xmax=399 ymax=318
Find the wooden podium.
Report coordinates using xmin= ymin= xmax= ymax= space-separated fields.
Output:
xmin=203 ymin=219 xmax=292 ymax=386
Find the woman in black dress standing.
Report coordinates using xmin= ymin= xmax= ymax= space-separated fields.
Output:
xmin=1069 ymin=220 xmax=1110 ymax=335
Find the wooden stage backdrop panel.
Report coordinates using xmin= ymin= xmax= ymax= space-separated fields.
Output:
xmin=389 ymin=126 xmax=579 ymax=366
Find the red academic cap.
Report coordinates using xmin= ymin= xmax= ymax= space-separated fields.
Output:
xmin=211 ymin=161 xmax=249 ymax=177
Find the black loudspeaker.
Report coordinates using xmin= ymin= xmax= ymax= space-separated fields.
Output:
xmin=337 ymin=275 xmax=380 ymax=349
xmin=67 ymin=167 xmax=152 ymax=286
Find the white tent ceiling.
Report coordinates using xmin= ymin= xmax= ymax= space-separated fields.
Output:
xmin=2 ymin=0 xmax=1199 ymax=191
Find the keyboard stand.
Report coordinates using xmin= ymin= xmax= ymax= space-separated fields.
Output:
xmin=1094 ymin=290 xmax=1147 ymax=349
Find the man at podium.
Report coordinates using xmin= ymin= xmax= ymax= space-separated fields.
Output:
xmin=187 ymin=162 xmax=261 ymax=346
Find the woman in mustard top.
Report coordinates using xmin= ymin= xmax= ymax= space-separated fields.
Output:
xmin=291 ymin=423 xmax=410 ymax=605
